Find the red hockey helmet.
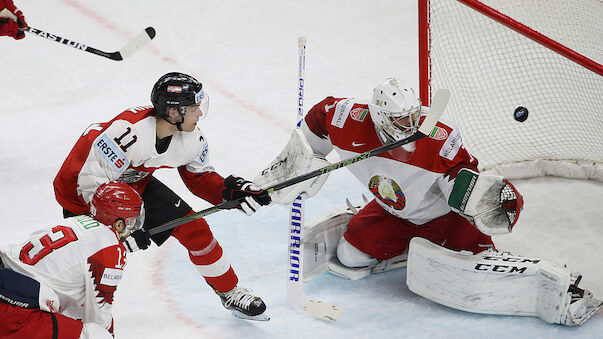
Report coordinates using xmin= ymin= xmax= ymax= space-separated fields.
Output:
xmin=90 ymin=181 xmax=144 ymax=230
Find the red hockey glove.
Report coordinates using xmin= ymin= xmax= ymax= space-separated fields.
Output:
xmin=222 ymin=175 xmax=272 ymax=215
xmin=0 ymin=0 xmax=28 ymax=40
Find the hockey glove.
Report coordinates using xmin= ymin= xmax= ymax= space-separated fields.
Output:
xmin=448 ymin=169 xmax=524 ymax=235
xmin=123 ymin=229 xmax=151 ymax=252
xmin=222 ymin=175 xmax=271 ymax=215
xmin=0 ymin=0 xmax=28 ymax=40
xmin=253 ymin=129 xmax=330 ymax=206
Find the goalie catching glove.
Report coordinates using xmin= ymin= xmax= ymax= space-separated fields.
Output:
xmin=222 ymin=175 xmax=271 ymax=215
xmin=254 ymin=129 xmax=330 ymax=205
xmin=448 ymin=169 xmax=524 ymax=235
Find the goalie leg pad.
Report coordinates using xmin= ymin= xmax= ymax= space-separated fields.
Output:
xmin=327 ymin=244 xmax=408 ymax=281
xmin=302 ymin=206 xmax=354 ymax=282
xmin=407 ymin=237 xmax=601 ymax=326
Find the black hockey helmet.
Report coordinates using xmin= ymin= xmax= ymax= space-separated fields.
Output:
xmin=150 ymin=72 xmax=207 ymax=119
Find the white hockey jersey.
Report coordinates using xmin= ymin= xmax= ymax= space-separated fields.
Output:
xmin=54 ymin=106 xmax=225 ymax=215
xmin=303 ymin=97 xmax=479 ymax=225
xmin=0 ymin=215 xmax=127 ymax=332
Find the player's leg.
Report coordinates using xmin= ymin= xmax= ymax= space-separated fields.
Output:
xmin=141 ymin=177 xmax=267 ymax=320
xmin=0 ymin=302 xmax=85 ymax=339
xmin=300 ymin=199 xmax=409 ymax=280
xmin=334 ymin=201 xmax=493 ymax=279
xmin=422 ymin=211 xmax=494 ymax=253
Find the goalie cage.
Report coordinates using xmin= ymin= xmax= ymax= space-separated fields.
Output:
xmin=419 ymin=0 xmax=603 ymax=181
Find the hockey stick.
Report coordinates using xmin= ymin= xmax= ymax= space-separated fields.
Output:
xmin=0 ymin=9 xmax=147 ymax=60
xmin=285 ymin=36 xmax=344 ymax=321
xmin=21 ymin=23 xmax=155 ymax=61
xmin=147 ymin=88 xmax=450 ymax=237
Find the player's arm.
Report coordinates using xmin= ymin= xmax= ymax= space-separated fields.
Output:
xmin=253 ymin=97 xmax=336 ymax=205
xmin=82 ymin=244 xmax=126 ymax=335
xmin=77 ymin=121 xmax=140 ymax=204
xmin=435 ymin=128 xmax=523 ymax=235
xmin=178 ymin=134 xmax=270 ymax=215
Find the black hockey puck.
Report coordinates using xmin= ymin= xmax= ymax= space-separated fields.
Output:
xmin=514 ymin=106 xmax=529 ymax=122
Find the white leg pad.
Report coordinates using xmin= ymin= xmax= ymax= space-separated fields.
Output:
xmin=302 ymin=206 xmax=353 ymax=282
xmin=407 ymin=237 xmax=601 ymax=325
xmin=327 ymin=238 xmax=407 ymax=281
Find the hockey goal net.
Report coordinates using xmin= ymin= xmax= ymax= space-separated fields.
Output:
xmin=419 ymin=0 xmax=603 ymax=181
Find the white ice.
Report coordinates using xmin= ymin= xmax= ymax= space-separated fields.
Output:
xmin=1 ymin=1 xmax=602 ymax=338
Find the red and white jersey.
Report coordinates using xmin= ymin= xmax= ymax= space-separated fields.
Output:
xmin=0 ymin=215 xmax=126 ymax=332
xmin=54 ymin=106 xmax=225 ymax=215
xmin=303 ymin=97 xmax=479 ymax=225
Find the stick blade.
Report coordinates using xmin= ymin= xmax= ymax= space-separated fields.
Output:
xmin=118 ymin=26 xmax=156 ymax=60
xmin=304 ymin=300 xmax=344 ymax=321
xmin=417 ymin=88 xmax=450 ymax=136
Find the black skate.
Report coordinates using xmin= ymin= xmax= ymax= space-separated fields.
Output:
xmin=216 ymin=286 xmax=269 ymax=321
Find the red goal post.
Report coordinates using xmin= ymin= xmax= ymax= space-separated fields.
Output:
xmin=419 ymin=0 xmax=603 ymax=181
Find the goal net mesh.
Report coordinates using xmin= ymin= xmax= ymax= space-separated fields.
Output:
xmin=420 ymin=0 xmax=603 ymax=180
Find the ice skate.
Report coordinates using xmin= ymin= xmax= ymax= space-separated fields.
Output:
xmin=216 ymin=286 xmax=270 ymax=321
xmin=562 ymin=275 xmax=603 ymax=326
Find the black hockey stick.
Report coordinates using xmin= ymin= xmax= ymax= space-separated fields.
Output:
xmin=23 ymin=26 xmax=156 ymax=61
xmin=148 ymin=89 xmax=450 ymax=236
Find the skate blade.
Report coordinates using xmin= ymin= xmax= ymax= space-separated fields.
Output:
xmin=230 ymin=309 xmax=271 ymax=321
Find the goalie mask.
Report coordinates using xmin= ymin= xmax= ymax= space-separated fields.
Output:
xmin=150 ymin=72 xmax=210 ymax=126
xmin=90 ymin=181 xmax=145 ymax=232
xmin=368 ymin=78 xmax=422 ymax=145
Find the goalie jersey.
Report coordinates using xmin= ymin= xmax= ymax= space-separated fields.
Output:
xmin=303 ymin=96 xmax=479 ymax=225
xmin=0 ymin=215 xmax=127 ymax=332
xmin=53 ymin=106 xmax=225 ymax=215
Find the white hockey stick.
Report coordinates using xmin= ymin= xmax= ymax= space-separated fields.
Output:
xmin=286 ymin=36 xmax=344 ymax=321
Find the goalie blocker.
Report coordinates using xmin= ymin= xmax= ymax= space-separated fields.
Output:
xmin=407 ymin=237 xmax=602 ymax=326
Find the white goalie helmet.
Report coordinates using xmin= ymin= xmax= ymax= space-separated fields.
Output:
xmin=368 ymin=78 xmax=422 ymax=144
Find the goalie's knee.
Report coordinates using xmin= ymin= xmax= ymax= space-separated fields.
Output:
xmin=336 ymin=238 xmax=377 ymax=268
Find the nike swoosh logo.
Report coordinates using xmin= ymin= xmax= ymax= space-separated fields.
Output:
xmin=352 ymin=142 xmax=365 ymax=147
xmin=175 ymin=200 xmax=181 ymax=207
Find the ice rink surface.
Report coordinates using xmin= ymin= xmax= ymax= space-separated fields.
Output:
xmin=1 ymin=1 xmax=602 ymax=338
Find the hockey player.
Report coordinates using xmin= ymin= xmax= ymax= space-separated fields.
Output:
xmin=0 ymin=0 xmax=27 ymax=40
xmin=0 ymin=181 xmax=143 ymax=338
xmin=257 ymin=77 xmax=601 ymax=325
xmin=53 ymin=72 xmax=271 ymax=320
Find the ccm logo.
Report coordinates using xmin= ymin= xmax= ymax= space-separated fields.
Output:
xmin=474 ymin=263 xmax=527 ymax=274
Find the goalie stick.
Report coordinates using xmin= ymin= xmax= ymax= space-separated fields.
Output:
xmin=147 ymin=88 xmax=450 ymax=237
xmin=285 ymin=36 xmax=344 ymax=321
